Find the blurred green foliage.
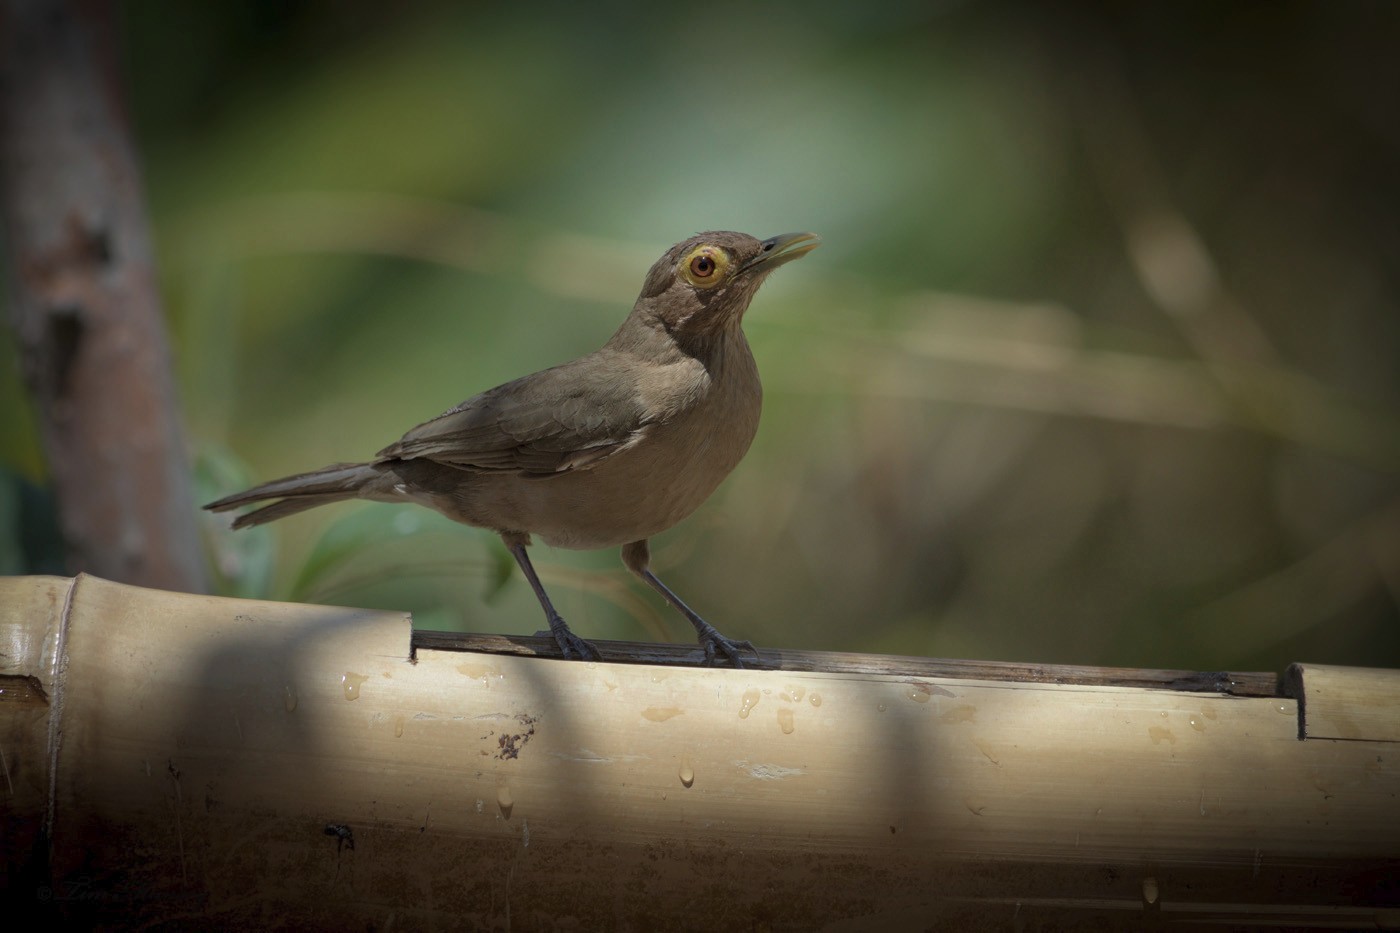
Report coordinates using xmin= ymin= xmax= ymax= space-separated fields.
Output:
xmin=4 ymin=1 xmax=1398 ymax=672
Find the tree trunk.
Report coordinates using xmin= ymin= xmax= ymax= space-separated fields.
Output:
xmin=0 ymin=0 xmax=206 ymax=592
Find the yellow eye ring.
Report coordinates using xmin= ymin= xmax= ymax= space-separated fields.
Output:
xmin=680 ymin=245 xmax=731 ymax=288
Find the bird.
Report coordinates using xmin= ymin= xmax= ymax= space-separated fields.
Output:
xmin=205 ymin=230 xmax=820 ymax=667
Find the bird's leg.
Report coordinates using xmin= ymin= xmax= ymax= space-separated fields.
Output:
xmin=504 ymin=535 xmax=602 ymax=662
xmin=621 ymin=540 xmax=759 ymax=668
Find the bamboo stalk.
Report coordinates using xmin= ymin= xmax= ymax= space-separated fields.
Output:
xmin=1285 ymin=662 xmax=1400 ymax=742
xmin=1 ymin=574 xmax=1396 ymax=929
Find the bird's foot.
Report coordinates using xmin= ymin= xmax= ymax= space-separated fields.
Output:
xmin=539 ymin=614 xmax=602 ymax=662
xmin=693 ymin=621 xmax=760 ymax=669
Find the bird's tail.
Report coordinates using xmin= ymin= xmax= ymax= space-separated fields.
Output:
xmin=204 ymin=462 xmax=380 ymax=529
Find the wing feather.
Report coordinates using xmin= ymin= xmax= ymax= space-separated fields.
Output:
xmin=375 ymin=351 xmax=649 ymax=475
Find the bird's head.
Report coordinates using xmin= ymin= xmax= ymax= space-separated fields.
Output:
xmin=634 ymin=231 xmax=820 ymax=339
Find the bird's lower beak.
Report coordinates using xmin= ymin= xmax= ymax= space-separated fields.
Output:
xmin=744 ymin=232 xmax=821 ymax=273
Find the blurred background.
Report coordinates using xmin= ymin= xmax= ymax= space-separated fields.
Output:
xmin=3 ymin=1 xmax=1398 ymax=673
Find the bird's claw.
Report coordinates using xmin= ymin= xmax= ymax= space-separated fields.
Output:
xmin=695 ymin=623 xmax=760 ymax=669
xmin=540 ymin=616 xmax=602 ymax=662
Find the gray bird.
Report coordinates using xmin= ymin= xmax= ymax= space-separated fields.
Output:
xmin=206 ymin=230 xmax=820 ymax=665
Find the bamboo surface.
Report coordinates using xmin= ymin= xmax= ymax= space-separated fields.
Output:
xmin=1285 ymin=662 xmax=1400 ymax=742
xmin=413 ymin=629 xmax=1283 ymax=695
xmin=1 ymin=574 xmax=1397 ymax=930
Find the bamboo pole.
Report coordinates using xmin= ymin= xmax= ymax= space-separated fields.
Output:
xmin=1285 ymin=662 xmax=1400 ymax=742
xmin=1 ymin=574 xmax=1397 ymax=929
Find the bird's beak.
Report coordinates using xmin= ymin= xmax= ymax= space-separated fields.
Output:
xmin=743 ymin=232 xmax=821 ymax=273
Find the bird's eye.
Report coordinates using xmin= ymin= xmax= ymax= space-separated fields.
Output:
xmin=680 ymin=245 xmax=730 ymax=288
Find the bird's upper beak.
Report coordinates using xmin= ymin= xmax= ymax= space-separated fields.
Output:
xmin=743 ymin=232 xmax=821 ymax=273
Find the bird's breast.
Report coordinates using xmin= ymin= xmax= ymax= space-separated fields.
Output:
xmin=489 ymin=337 xmax=762 ymax=550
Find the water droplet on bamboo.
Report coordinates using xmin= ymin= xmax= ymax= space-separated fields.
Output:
xmin=341 ymin=672 xmax=368 ymax=701
xmin=497 ymin=785 xmax=514 ymax=819
xmin=1148 ymin=725 xmax=1175 ymax=745
xmin=394 ymin=716 xmax=405 ymax=738
xmin=1142 ymin=876 xmax=1159 ymax=904
xmin=939 ymin=704 xmax=975 ymax=724
xmin=679 ymin=756 xmax=695 ymax=788
xmin=456 ymin=662 xmax=500 ymax=688
xmin=777 ymin=708 xmax=795 ymax=735
xmin=739 ymin=688 xmax=761 ymax=720
xmin=283 ymin=685 xmax=298 ymax=712
xmin=809 ymin=693 xmax=822 ymax=708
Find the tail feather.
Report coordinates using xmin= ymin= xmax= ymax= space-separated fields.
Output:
xmin=227 ymin=495 xmax=350 ymax=529
xmin=205 ymin=462 xmax=380 ymax=527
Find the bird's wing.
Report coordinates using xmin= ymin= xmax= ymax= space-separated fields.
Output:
xmin=375 ymin=354 xmax=652 ymax=475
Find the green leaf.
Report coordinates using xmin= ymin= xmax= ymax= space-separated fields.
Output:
xmin=195 ymin=446 xmax=275 ymax=599
xmin=287 ymin=504 xmax=392 ymax=602
xmin=481 ymin=536 xmax=517 ymax=605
